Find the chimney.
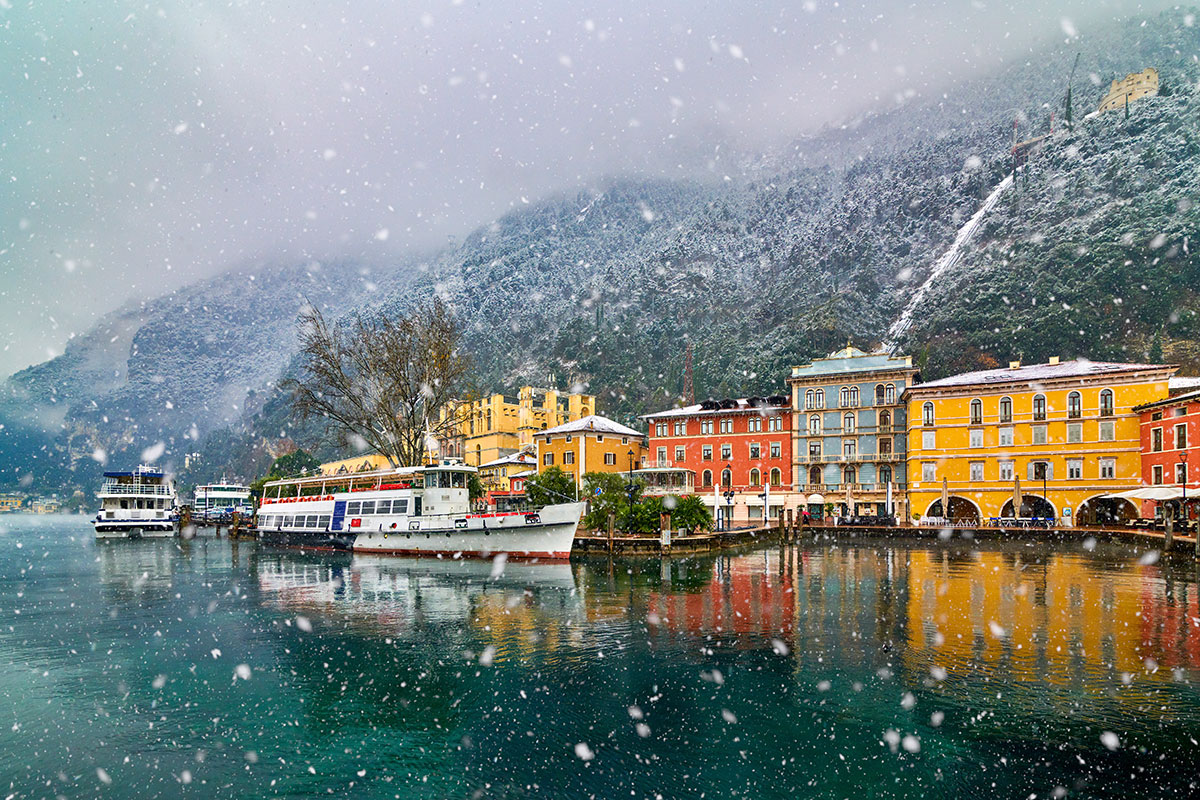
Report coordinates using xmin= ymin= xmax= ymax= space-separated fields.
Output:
xmin=1009 ymin=361 xmax=1021 ymax=369
xmin=1049 ymin=356 xmax=1060 ymax=365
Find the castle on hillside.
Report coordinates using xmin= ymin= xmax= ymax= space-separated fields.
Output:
xmin=1097 ymin=67 xmax=1158 ymax=114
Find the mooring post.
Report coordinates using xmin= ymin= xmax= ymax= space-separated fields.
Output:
xmin=786 ymin=509 xmax=794 ymax=542
xmin=777 ymin=510 xmax=785 ymax=540
xmin=232 ymin=511 xmax=241 ymax=540
xmin=607 ymin=512 xmax=616 ymax=554
xmin=1165 ymin=516 xmax=1174 ymax=553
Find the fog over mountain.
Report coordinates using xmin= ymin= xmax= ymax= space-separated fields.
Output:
xmin=0 ymin=0 xmax=1176 ymax=376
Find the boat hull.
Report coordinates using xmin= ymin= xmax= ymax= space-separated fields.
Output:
xmin=257 ymin=502 xmax=585 ymax=560
xmin=94 ymin=519 xmax=176 ymax=539
xmin=353 ymin=502 xmax=584 ymax=560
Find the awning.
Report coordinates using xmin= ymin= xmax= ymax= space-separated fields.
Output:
xmin=1103 ymin=487 xmax=1186 ymax=501
xmin=806 ymin=493 xmax=825 ymax=504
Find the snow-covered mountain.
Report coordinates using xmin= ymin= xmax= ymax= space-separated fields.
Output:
xmin=3 ymin=9 xmax=1198 ymax=493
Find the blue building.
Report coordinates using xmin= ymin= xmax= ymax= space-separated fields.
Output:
xmin=787 ymin=346 xmax=917 ymax=518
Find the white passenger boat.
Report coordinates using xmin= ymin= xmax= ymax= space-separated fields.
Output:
xmin=256 ymin=459 xmax=584 ymax=559
xmin=93 ymin=465 xmax=178 ymax=539
xmin=192 ymin=479 xmax=254 ymax=521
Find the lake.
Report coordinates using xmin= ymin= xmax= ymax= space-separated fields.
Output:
xmin=2 ymin=516 xmax=1199 ymax=798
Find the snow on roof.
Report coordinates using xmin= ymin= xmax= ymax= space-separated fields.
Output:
xmin=910 ymin=359 xmax=1173 ymax=391
xmin=541 ymin=414 xmax=643 ymax=438
xmin=478 ymin=452 xmax=537 ymax=469
xmin=640 ymin=396 xmax=789 ymax=419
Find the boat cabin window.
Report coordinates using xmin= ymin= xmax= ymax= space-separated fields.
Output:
xmin=359 ymin=500 xmax=376 ymax=515
xmin=347 ymin=501 xmax=361 ymax=515
xmin=319 ymin=515 xmax=331 ymax=529
xmin=392 ymin=499 xmax=409 ymax=514
xmin=284 ymin=515 xmax=294 ymax=527
xmin=120 ymin=499 xmax=129 ymax=509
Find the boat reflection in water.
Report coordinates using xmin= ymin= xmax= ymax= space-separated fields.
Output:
xmin=255 ymin=552 xmax=582 ymax=647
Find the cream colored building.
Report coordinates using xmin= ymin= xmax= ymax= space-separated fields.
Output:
xmin=1097 ymin=67 xmax=1158 ymax=114
xmin=439 ymin=386 xmax=596 ymax=466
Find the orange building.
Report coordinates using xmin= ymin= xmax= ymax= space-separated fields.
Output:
xmin=536 ymin=415 xmax=646 ymax=487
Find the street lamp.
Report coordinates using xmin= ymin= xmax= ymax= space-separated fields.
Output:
xmin=626 ymin=449 xmax=635 ymax=536
xmin=724 ymin=462 xmax=733 ymax=530
xmin=1179 ymin=451 xmax=1189 ymax=525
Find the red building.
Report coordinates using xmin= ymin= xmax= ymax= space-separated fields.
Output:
xmin=640 ymin=396 xmax=794 ymax=528
xmin=1135 ymin=386 xmax=1200 ymax=520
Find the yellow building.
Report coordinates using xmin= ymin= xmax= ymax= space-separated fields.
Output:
xmin=536 ymin=415 xmax=646 ymax=487
xmin=1097 ymin=67 xmax=1158 ymax=114
xmin=0 ymin=493 xmax=24 ymax=512
xmin=319 ymin=453 xmax=391 ymax=476
xmin=439 ymin=386 xmax=596 ymax=467
xmin=905 ymin=357 xmax=1174 ymax=524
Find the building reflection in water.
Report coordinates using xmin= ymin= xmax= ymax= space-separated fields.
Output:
xmin=905 ymin=548 xmax=1200 ymax=682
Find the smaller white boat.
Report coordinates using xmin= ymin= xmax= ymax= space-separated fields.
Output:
xmin=94 ymin=465 xmax=178 ymax=539
xmin=193 ymin=479 xmax=254 ymax=522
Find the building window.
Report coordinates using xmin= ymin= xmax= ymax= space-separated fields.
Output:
xmin=808 ymin=415 xmax=821 ymax=436
xmin=749 ymin=469 xmax=761 ymax=486
xmin=808 ymin=442 xmax=821 ymax=459
xmin=604 ymin=453 xmax=616 ymax=466
xmin=999 ymin=396 xmax=1012 ymax=423
xmin=720 ymin=418 xmax=733 ymax=434
xmin=749 ymin=417 xmax=762 ymax=433
xmin=749 ymin=443 xmax=761 ymax=459
xmin=1067 ymin=459 xmax=1083 ymax=480
xmin=675 ymin=421 xmax=686 ymax=436
xmin=621 ymin=437 xmax=628 ymax=444
xmin=769 ymin=416 xmax=782 ymax=432
xmin=885 ymin=384 xmax=896 ymax=405
xmin=969 ymin=461 xmax=984 ymax=482
xmin=1176 ymin=423 xmax=1187 ymax=450
xmin=1032 ymin=425 xmax=1047 ymax=445
xmin=1177 ymin=462 xmax=1187 ymax=485
xmin=721 ymin=443 xmax=732 ymax=460
xmin=843 ymin=440 xmax=857 ymax=458
xmin=843 ymin=413 xmax=856 ymax=434
xmin=564 ymin=451 xmax=575 ymax=465
xmin=805 ymin=389 xmax=815 ymax=409
xmin=879 ymin=438 xmax=893 ymax=456
xmin=1100 ymin=389 xmax=1114 ymax=417
xmin=675 ymin=446 xmax=686 ymax=461
xmin=1099 ymin=459 xmax=1115 ymax=479
xmin=922 ymin=402 xmax=935 ymax=427
xmin=809 ymin=466 xmax=822 ymax=485
xmin=701 ymin=420 xmax=714 ymax=435
xmin=702 ymin=445 xmax=713 ymax=461
xmin=1099 ymin=420 xmax=1115 ymax=441
xmin=879 ymin=410 xmax=891 ymax=430
xmin=970 ymin=399 xmax=983 ymax=425
xmin=770 ymin=468 xmax=782 ymax=486
xmin=850 ymin=386 xmax=859 ymax=407
xmin=1153 ymin=465 xmax=1164 ymax=485
xmin=656 ymin=447 xmax=667 ymax=463
xmin=999 ymin=461 xmax=1014 ymax=481
xmin=770 ymin=441 xmax=781 ymax=459
xmin=922 ymin=430 xmax=936 ymax=450
xmin=999 ymin=427 xmax=1014 ymax=447
xmin=1033 ymin=394 xmax=1047 ymax=421
xmin=969 ymin=429 xmax=983 ymax=448
xmin=1067 ymin=391 xmax=1082 ymax=419
xmin=814 ymin=389 xmax=825 ymax=409
xmin=922 ymin=462 xmax=936 ymax=482
xmin=1152 ymin=428 xmax=1163 ymax=452
xmin=1030 ymin=461 xmax=1052 ymax=481
xmin=1067 ymin=423 xmax=1082 ymax=444
xmin=543 ymin=453 xmax=554 ymax=466
xmin=721 ymin=469 xmax=732 ymax=487
xmin=875 ymin=384 xmax=886 ymax=405
xmin=655 ymin=422 xmax=666 ymax=436
xmin=702 ymin=469 xmax=713 ymax=487
xmin=879 ymin=465 xmax=892 ymax=485
xmin=843 ymin=466 xmax=857 ymax=485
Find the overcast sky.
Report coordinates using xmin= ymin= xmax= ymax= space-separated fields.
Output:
xmin=0 ymin=0 xmax=1175 ymax=375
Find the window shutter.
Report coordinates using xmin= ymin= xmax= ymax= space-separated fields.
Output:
xmin=1026 ymin=462 xmax=1036 ymax=480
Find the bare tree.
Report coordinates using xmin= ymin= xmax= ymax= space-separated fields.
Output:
xmin=286 ymin=299 xmax=472 ymax=468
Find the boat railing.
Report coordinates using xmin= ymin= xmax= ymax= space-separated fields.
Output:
xmin=100 ymin=482 xmax=174 ymax=496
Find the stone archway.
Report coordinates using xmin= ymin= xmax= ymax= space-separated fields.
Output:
xmin=925 ymin=495 xmax=981 ymax=523
xmin=1000 ymin=495 xmax=1057 ymax=519
xmin=1076 ymin=495 xmax=1138 ymax=526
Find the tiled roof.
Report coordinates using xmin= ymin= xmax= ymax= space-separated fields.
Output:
xmin=911 ymin=359 xmax=1172 ymax=390
xmin=790 ymin=347 xmax=913 ymax=379
xmin=640 ymin=397 xmax=789 ymax=420
xmin=541 ymin=414 xmax=643 ymax=438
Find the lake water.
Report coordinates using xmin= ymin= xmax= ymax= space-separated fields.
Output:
xmin=2 ymin=516 xmax=1199 ymax=798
